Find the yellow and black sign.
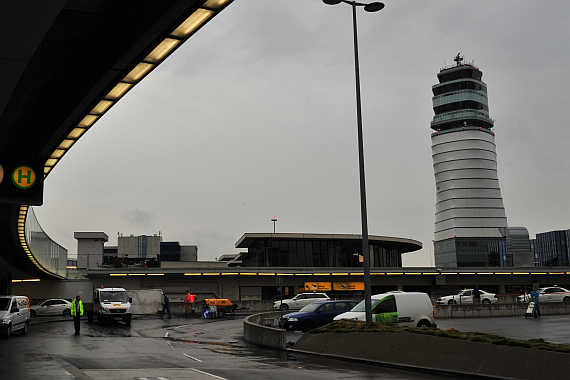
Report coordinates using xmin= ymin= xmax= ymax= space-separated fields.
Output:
xmin=0 ymin=159 xmax=44 ymax=205
xmin=333 ymin=282 xmax=365 ymax=291
xmin=304 ymin=282 xmax=332 ymax=291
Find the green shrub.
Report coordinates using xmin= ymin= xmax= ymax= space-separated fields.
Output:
xmin=309 ymin=320 xmax=570 ymax=354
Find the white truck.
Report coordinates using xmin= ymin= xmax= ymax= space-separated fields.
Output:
xmin=87 ymin=287 xmax=132 ymax=326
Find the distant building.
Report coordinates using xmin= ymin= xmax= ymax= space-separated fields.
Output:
xmin=531 ymin=229 xmax=570 ymax=267
xmin=75 ymin=232 xmax=108 ymax=269
xmin=234 ymin=233 xmax=422 ymax=268
xmin=430 ymin=55 xmax=533 ymax=267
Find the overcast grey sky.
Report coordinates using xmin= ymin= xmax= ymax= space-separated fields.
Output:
xmin=34 ymin=1 xmax=570 ymax=266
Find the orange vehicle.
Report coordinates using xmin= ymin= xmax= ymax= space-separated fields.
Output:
xmin=202 ymin=299 xmax=237 ymax=318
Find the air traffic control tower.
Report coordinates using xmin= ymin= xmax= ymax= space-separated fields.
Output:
xmin=430 ymin=54 xmax=532 ymax=267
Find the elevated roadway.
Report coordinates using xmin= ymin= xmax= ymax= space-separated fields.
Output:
xmin=0 ymin=0 xmax=234 ymax=288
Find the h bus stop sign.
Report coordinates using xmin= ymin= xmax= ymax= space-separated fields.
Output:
xmin=0 ymin=158 xmax=44 ymax=205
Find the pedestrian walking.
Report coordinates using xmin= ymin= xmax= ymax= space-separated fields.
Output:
xmin=184 ymin=290 xmax=196 ymax=316
xmin=530 ymin=286 xmax=540 ymax=318
xmin=161 ymin=292 xmax=171 ymax=319
xmin=473 ymin=285 xmax=481 ymax=304
xmin=71 ymin=295 xmax=83 ymax=335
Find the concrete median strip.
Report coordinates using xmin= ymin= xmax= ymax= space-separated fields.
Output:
xmin=291 ymin=331 xmax=570 ymax=380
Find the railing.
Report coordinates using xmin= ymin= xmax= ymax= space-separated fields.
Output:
xmin=25 ymin=207 xmax=68 ymax=278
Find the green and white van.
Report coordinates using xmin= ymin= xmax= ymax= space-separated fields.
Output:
xmin=333 ymin=291 xmax=436 ymax=328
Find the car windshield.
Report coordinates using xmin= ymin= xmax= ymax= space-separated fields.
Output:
xmin=100 ymin=291 xmax=128 ymax=302
xmin=37 ymin=300 xmax=49 ymax=306
xmin=351 ymin=299 xmax=381 ymax=312
xmin=0 ymin=298 xmax=10 ymax=311
xmin=299 ymin=303 xmax=322 ymax=313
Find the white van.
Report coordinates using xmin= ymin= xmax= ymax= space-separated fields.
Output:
xmin=88 ymin=287 xmax=132 ymax=325
xmin=0 ymin=295 xmax=31 ymax=338
xmin=333 ymin=291 xmax=437 ymax=328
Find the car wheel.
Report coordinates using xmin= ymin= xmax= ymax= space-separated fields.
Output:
xmin=30 ymin=310 xmax=36 ymax=318
xmin=217 ymin=309 xmax=225 ymax=318
xmin=4 ymin=324 xmax=11 ymax=339
xmin=448 ymin=300 xmax=455 ymax=305
xmin=301 ymin=320 xmax=315 ymax=333
xmin=417 ymin=320 xmax=431 ymax=328
xmin=21 ymin=321 xmax=28 ymax=335
xmin=125 ymin=318 xmax=131 ymax=326
xmin=63 ymin=309 xmax=71 ymax=317
xmin=482 ymin=299 xmax=491 ymax=304
xmin=280 ymin=304 xmax=289 ymax=311
xmin=563 ymin=297 xmax=570 ymax=303
xmin=98 ymin=313 xmax=104 ymax=325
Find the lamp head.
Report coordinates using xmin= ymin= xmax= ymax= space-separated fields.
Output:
xmin=323 ymin=0 xmax=343 ymax=4
xmin=364 ymin=2 xmax=385 ymax=12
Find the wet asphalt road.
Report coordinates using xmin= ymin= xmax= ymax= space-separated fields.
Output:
xmin=0 ymin=314 xmax=452 ymax=380
xmin=1 ymin=313 xmax=569 ymax=380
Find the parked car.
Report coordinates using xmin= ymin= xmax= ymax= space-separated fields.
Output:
xmin=0 ymin=295 xmax=31 ymax=338
xmin=280 ymin=300 xmax=358 ymax=332
xmin=437 ymin=289 xmax=497 ymax=305
xmin=272 ymin=293 xmax=329 ymax=311
xmin=516 ymin=287 xmax=570 ymax=303
xmin=334 ymin=291 xmax=437 ymax=328
xmin=30 ymin=298 xmax=72 ymax=317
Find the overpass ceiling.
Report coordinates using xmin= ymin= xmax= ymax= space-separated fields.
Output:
xmin=0 ymin=0 xmax=233 ymax=279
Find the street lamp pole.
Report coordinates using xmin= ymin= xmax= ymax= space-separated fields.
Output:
xmin=323 ymin=0 xmax=384 ymax=325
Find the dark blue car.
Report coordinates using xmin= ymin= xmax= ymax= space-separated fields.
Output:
xmin=279 ymin=300 xmax=358 ymax=332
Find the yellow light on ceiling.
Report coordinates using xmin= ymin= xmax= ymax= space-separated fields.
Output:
xmin=90 ymin=100 xmax=114 ymax=115
xmin=350 ymin=273 xmax=364 ymax=276
xmin=50 ymin=149 xmax=65 ymax=159
xmin=145 ymin=38 xmax=182 ymax=63
xmin=147 ymin=273 xmax=164 ymax=276
xmin=240 ymin=273 xmax=257 ymax=275
xmin=221 ymin=273 xmax=239 ymax=275
xmin=184 ymin=273 xmax=202 ymax=276
xmin=171 ymin=9 xmax=214 ymax=38
xmin=123 ymin=62 xmax=154 ymax=83
xmin=78 ymin=115 xmax=98 ymax=128
xmin=387 ymin=273 xmax=404 ymax=275
xmin=45 ymin=158 xmax=58 ymax=167
xmin=203 ymin=0 xmax=231 ymax=9
xmin=105 ymin=82 xmax=133 ymax=100
xmin=58 ymin=139 xmax=75 ymax=149
xmin=110 ymin=274 xmax=128 ymax=276
xmin=67 ymin=128 xmax=87 ymax=139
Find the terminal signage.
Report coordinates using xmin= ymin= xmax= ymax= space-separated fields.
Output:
xmin=304 ymin=282 xmax=332 ymax=291
xmin=0 ymin=158 xmax=44 ymax=205
xmin=333 ymin=282 xmax=365 ymax=291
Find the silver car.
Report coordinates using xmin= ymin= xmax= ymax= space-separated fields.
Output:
xmin=30 ymin=299 xmax=72 ymax=317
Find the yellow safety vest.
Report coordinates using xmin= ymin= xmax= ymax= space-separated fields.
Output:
xmin=71 ymin=300 xmax=83 ymax=316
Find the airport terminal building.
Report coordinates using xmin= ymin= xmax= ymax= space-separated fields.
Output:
xmin=234 ymin=233 xmax=421 ymax=268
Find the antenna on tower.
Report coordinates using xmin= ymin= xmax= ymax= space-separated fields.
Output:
xmin=454 ymin=53 xmax=463 ymax=66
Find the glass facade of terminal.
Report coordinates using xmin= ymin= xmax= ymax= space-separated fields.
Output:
xmin=532 ymin=229 xmax=570 ymax=267
xmin=242 ymin=238 xmax=402 ymax=268
xmin=434 ymin=237 xmax=507 ymax=267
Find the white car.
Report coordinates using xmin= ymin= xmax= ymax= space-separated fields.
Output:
xmin=30 ymin=299 xmax=72 ymax=317
xmin=516 ymin=287 xmax=570 ymax=303
xmin=273 ymin=293 xmax=329 ymax=311
xmin=437 ymin=289 xmax=497 ymax=305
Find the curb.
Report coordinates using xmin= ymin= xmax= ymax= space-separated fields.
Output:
xmin=287 ymin=347 xmax=507 ymax=379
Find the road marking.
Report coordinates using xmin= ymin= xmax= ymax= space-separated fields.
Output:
xmin=164 ymin=332 xmax=169 ymax=337
xmin=183 ymin=353 xmax=203 ymax=362
xmin=189 ymin=368 xmax=227 ymax=379
xmin=167 ymin=342 xmax=173 ymax=348
xmin=170 ymin=324 xmax=190 ymax=329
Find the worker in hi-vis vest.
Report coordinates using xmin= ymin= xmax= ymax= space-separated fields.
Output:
xmin=71 ymin=295 xmax=84 ymax=335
